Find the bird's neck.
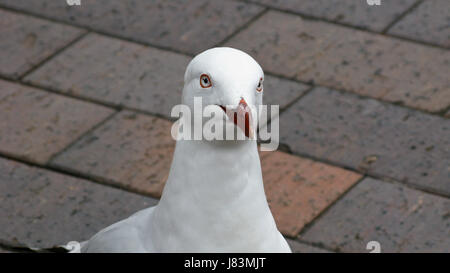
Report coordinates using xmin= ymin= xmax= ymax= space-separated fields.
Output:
xmin=164 ymin=138 xmax=262 ymax=200
xmin=149 ymin=139 xmax=278 ymax=251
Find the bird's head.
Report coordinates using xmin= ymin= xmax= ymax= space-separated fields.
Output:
xmin=182 ymin=47 xmax=264 ymax=140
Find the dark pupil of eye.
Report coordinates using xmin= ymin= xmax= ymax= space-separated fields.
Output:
xmin=203 ymin=78 xmax=208 ymax=83
xmin=258 ymin=82 xmax=261 ymax=87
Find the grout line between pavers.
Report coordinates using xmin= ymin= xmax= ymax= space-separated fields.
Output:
xmin=0 ymin=5 xmax=448 ymax=198
xmin=257 ymin=85 xmax=315 ymax=136
xmin=216 ymin=7 xmax=269 ymax=47
xmin=295 ymin=175 xmax=368 ymax=249
xmin=265 ymin=70 xmax=450 ymax=118
xmin=0 ymin=151 xmax=160 ymax=201
xmin=1 ymin=75 xmax=448 ymax=199
xmin=381 ymin=0 xmax=424 ymax=34
xmin=0 ymin=137 xmax=448 ymax=204
xmin=46 ymin=111 xmax=119 ymax=164
xmin=18 ymin=31 xmax=90 ymax=81
xmin=279 ymin=86 xmax=315 ymax=113
xmin=293 ymin=174 xmax=450 ymax=252
xmin=291 ymin=238 xmax=338 ymax=253
xmin=0 ymin=76 xmax=177 ymax=122
xmin=16 ymin=53 xmax=450 ymax=123
xmin=364 ymin=172 xmax=450 ymax=199
xmin=279 ymin=145 xmax=450 ymax=199
xmin=49 ymin=159 xmax=162 ymax=200
xmin=0 ymin=1 xmax=447 ymax=54
xmin=0 ymin=6 xmax=448 ymax=117
xmin=2 ymin=146 xmax=448 ymax=252
xmin=236 ymin=0 xmax=448 ymax=50
xmin=0 ymin=5 xmax=195 ymax=57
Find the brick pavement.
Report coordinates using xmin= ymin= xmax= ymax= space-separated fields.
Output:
xmin=0 ymin=0 xmax=448 ymax=252
xmin=387 ymin=0 xmax=450 ymax=48
xmin=301 ymin=178 xmax=450 ymax=253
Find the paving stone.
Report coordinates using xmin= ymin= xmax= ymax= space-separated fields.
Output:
xmin=251 ymin=0 xmax=418 ymax=32
xmin=279 ymin=87 xmax=450 ymax=196
xmin=0 ymin=0 xmax=264 ymax=54
xmin=301 ymin=178 xmax=450 ymax=253
xmin=262 ymin=75 xmax=310 ymax=110
xmin=286 ymin=239 xmax=331 ymax=253
xmin=0 ymin=80 xmax=115 ymax=164
xmin=260 ymin=151 xmax=362 ymax=237
xmin=25 ymin=33 xmax=190 ymax=118
xmin=446 ymin=110 xmax=450 ymax=118
xmin=226 ymin=11 xmax=450 ymax=112
xmin=0 ymin=157 xmax=157 ymax=248
xmin=51 ymin=111 xmax=175 ymax=198
xmin=388 ymin=0 xmax=450 ymax=48
xmin=0 ymin=9 xmax=84 ymax=79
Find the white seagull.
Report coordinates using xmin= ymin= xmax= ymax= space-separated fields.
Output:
xmin=66 ymin=47 xmax=291 ymax=253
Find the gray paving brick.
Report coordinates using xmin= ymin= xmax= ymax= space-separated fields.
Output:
xmin=226 ymin=11 xmax=450 ymax=113
xmin=51 ymin=111 xmax=175 ymax=198
xmin=0 ymin=157 xmax=157 ymax=248
xmin=0 ymin=0 xmax=264 ymax=54
xmin=251 ymin=0 xmax=418 ymax=32
xmin=25 ymin=31 xmax=308 ymax=118
xmin=260 ymin=150 xmax=361 ymax=237
xmin=279 ymin=87 xmax=450 ymax=196
xmin=25 ymin=33 xmax=190 ymax=118
xmin=0 ymin=80 xmax=114 ymax=164
xmin=301 ymin=178 xmax=450 ymax=253
xmin=0 ymin=9 xmax=84 ymax=79
xmin=262 ymin=75 xmax=310 ymax=110
xmin=286 ymin=239 xmax=331 ymax=253
xmin=388 ymin=0 xmax=450 ymax=48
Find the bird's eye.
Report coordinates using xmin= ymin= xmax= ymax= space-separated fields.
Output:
xmin=200 ymin=74 xmax=212 ymax=88
xmin=256 ymin=77 xmax=263 ymax=92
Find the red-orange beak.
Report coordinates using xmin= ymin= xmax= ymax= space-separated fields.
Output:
xmin=219 ymin=98 xmax=254 ymax=139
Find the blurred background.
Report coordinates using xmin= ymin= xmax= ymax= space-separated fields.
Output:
xmin=0 ymin=0 xmax=448 ymax=253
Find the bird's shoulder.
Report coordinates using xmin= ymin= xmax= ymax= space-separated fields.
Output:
xmin=82 ymin=207 xmax=155 ymax=253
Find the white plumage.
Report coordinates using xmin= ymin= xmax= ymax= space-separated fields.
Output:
xmin=71 ymin=47 xmax=291 ymax=253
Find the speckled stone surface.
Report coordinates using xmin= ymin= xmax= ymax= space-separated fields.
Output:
xmin=251 ymin=0 xmax=418 ymax=32
xmin=0 ymin=9 xmax=84 ymax=79
xmin=388 ymin=0 xmax=450 ymax=48
xmin=0 ymin=80 xmax=115 ymax=164
xmin=51 ymin=111 xmax=175 ymax=198
xmin=261 ymin=75 xmax=310 ymax=110
xmin=286 ymin=239 xmax=331 ymax=253
xmin=25 ymin=33 xmax=190 ymax=118
xmin=302 ymin=178 xmax=450 ymax=253
xmin=260 ymin=150 xmax=361 ymax=237
xmin=279 ymin=87 xmax=450 ymax=196
xmin=0 ymin=0 xmax=264 ymax=54
xmin=227 ymin=11 xmax=450 ymax=112
xmin=0 ymin=157 xmax=157 ymax=248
